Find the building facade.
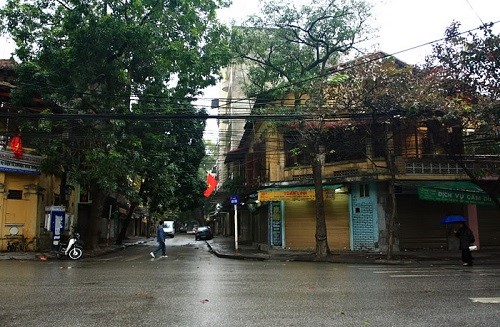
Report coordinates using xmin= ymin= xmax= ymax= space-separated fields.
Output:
xmin=215 ymin=55 xmax=499 ymax=253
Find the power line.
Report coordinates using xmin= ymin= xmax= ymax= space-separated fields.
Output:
xmin=464 ymin=0 xmax=485 ymax=25
xmin=1 ymin=20 xmax=497 ymax=125
xmin=0 ymin=110 xmax=382 ymax=121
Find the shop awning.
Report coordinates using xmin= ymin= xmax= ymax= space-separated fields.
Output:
xmin=258 ymin=184 xmax=342 ymax=201
xmin=397 ymin=181 xmax=494 ymax=206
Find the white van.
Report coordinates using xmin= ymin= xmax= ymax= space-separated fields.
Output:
xmin=162 ymin=220 xmax=175 ymax=238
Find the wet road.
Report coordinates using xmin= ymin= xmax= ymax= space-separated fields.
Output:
xmin=1 ymin=234 xmax=499 ymax=327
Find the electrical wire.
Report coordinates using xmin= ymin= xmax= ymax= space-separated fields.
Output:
xmin=464 ymin=0 xmax=485 ymax=25
xmin=2 ymin=19 xmax=498 ymax=117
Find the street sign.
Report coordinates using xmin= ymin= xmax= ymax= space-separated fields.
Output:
xmin=230 ymin=196 xmax=240 ymax=252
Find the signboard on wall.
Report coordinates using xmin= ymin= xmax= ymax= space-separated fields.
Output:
xmin=259 ymin=188 xmax=336 ymax=201
xmin=418 ymin=187 xmax=494 ymax=206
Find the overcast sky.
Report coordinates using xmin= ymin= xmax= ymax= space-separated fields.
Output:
xmin=217 ymin=0 xmax=499 ymax=65
xmin=2 ymin=0 xmax=499 ymax=61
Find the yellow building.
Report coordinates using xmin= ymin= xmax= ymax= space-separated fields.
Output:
xmin=0 ymin=150 xmax=43 ymax=251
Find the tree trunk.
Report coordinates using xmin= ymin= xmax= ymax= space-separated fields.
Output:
xmin=87 ymin=183 xmax=108 ymax=251
xmin=116 ymin=181 xmax=145 ymax=244
xmin=312 ymin=154 xmax=330 ymax=257
xmin=115 ymin=202 xmax=138 ymax=245
xmin=386 ymin=154 xmax=398 ymax=260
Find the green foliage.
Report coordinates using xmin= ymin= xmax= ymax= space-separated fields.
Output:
xmin=221 ymin=175 xmax=246 ymax=196
xmin=199 ymin=139 xmax=218 ymax=177
xmin=425 ymin=22 xmax=500 ymax=135
xmin=0 ymin=0 xmax=232 ymax=217
xmin=231 ymin=0 xmax=372 ymax=99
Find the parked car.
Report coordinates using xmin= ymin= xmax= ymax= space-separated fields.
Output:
xmin=162 ymin=220 xmax=175 ymax=238
xmin=194 ymin=226 xmax=213 ymax=241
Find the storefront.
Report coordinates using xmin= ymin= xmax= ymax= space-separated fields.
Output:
xmin=396 ymin=181 xmax=499 ymax=250
xmin=258 ymin=185 xmax=350 ymax=250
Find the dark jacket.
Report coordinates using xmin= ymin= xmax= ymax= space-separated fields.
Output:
xmin=156 ymin=225 xmax=166 ymax=243
xmin=455 ymin=226 xmax=475 ymax=250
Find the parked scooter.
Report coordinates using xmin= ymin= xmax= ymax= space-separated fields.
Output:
xmin=57 ymin=233 xmax=84 ymax=260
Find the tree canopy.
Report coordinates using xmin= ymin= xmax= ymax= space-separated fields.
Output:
xmin=231 ymin=0 xmax=372 ymax=100
xmin=230 ymin=0 xmax=372 ymax=257
xmin=0 ymin=0 xmax=232 ymax=248
xmin=423 ymin=22 xmax=500 ymax=207
xmin=424 ymin=22 xmax=499 ymax=147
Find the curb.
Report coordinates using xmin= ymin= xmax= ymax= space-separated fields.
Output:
xmin=0 ymin=240 xmax=150 ymax=261
xmin=206 ymin=241 xmax=500 ymax=266
xmin=206 ymin=241 xmax=270 ymax=261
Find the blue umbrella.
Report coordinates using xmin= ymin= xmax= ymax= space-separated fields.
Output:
xmin=440 ymin=215 xmax=467 ymax=224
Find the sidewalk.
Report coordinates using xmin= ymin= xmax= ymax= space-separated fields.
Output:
xmin=0 ymin=236 xmax=151 ymax=261
xmin=1 ymin=235 xmax=498 ymax=266
xmin=207 ymin=236 xmax=500 ymax=266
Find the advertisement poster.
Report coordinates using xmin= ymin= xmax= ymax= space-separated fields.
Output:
xmin=271 ymin=202 xmax=282 ymax=247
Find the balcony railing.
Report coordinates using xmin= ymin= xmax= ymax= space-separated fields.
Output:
xmin=226 ymin=154 xmax=499 ymax=194
xmin=0 ymin=150 xmax=42 ymax=175
xmin=405 ymin=160 xmax=467 ymax=175
xmin=405 ymin=155 xmax=499 ymax=176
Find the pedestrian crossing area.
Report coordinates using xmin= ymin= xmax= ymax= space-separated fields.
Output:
xmin=350 ymin=265 xmax=500 ymax=305
xmin=351 ymin=265 xmax=500 ymax=279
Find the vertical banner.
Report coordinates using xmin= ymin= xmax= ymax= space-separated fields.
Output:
xmin=50 ymin=207 xmax=66 ymax=251
xmin=271 ymin=202 xmax=282 ymax=247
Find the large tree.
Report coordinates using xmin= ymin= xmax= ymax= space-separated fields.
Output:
xmin=316 ymin=54 xmax=425 ymax=259
xmin=319 ymin=24 xmax=500 ymax=258
xmin=0 ymin=0 xmax=231 ymax=249
xmin=424 ymin=22 xmax=500 ymax=208
xmin=231 ymin=0 xmax=372 ymax=257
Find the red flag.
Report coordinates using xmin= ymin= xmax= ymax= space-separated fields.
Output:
xmin=203 ymin=173 xmax=218 ymax=197
xmin=9 ymin=135 xmax=23 ymax=158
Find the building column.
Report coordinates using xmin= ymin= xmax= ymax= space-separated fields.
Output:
xmin=467 ymin=204 xmax=480 ymax=249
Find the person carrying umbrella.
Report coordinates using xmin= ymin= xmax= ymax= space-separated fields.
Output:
xmin=454 ymin=222 xmax=475 ymax=266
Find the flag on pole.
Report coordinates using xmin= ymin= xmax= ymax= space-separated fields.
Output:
xmin=9 ymin=135 xmax=23 ymax=158
xmin=203 ymin=173 xmax=218 ymax=197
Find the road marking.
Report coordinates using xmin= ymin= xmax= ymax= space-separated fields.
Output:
xmin=373 ymin=270 xmax=447 ymax=274
xmin=470 ymin=297 xmax=500 ymax=304
xmin=95 ymin=256 xmax=123 ymax=261
xmin=390 ymin=274 xmax=455 ymax=278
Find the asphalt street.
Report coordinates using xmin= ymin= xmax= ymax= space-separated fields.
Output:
xmin=0 ymin=234 xmax=499 ymax=327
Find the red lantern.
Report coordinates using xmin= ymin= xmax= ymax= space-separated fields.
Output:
xmin=9 ymin=135 xmax=23 ymax=158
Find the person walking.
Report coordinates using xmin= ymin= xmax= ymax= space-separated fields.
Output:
xmin=454 ymin=222 xmax=475 ymax=266
xmin=150 ymin=222 xmax=167 ymax=258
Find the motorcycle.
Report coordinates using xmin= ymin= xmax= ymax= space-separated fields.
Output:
xmin=57 ymin=233 xmax=84 ymax=260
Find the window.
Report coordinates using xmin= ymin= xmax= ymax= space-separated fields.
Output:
xmin=284 ymin=132 xmax=309 ymax=167
xmin=359 ymin=184 xmax=370 ymax=198
xmin=7 ymin=190 xmax=23 ymax=200
xmin=324 ymin=128 xmax=366 ymax=163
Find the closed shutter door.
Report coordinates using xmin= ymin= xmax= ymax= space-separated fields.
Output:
xmin=325 ymin=193 xmax=350 ymax=250
xmin=257 ymin=204 xmax=269 ymax=244
xmin=477 ymin=206 xmax=500 ymax=246
xmin=285 ymin=201 xmax=316 ymax=250
xmin=398 ymin=194 xmax=463 ymax=249
xmin=284 ymin=194 xmax=350 ymax=250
